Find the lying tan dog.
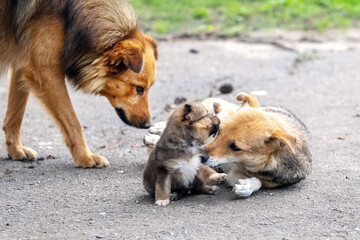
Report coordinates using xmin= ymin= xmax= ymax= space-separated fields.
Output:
xmin=0 ymin=0 xmax=158 ymax=167
xmin=203 ymin=93 xmax=312 ymax=197
xmin=143 ymin=103 xmax=226 ymax=206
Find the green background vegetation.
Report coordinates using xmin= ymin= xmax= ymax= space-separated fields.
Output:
xmin=132 ymin=0 xmax=360 ymax=37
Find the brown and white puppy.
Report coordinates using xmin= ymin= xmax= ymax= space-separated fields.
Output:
xmin=143 ymin=103 xmax=226 ymax=206
xmin=0 ymin=0 xmax=158 ymax=167
xmin=203 ymin=93 xmax=312 ymax=197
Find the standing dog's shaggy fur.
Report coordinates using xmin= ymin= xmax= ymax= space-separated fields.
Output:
xmin=0 ymin=0 xmax=158 ymax=167
xmin=203 ymin=93 xmax=312 ymax=197
xmin=143 ymin=103 xmax=226 ymax=206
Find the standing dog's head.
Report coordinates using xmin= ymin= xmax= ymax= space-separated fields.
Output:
xmin=98 ymin=29 xmax=158 ymax=129
xmin=203 ymin=107 xmax=296 ymax=172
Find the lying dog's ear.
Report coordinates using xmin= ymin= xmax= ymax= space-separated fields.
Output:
xmin=265 ymin=130 xmax=297 ymax=154
xmin=183 ymin=104 xmax=192 ymax=121
xmin=104 ymin=40 xmax=144 ymax=74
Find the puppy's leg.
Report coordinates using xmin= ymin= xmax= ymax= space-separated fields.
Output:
xmin=191 ymin=177 xmax=218 ymax=195
xmin=29 ymin=69 xmax=108 ymax=168
xmin=233 ymin=177 xmax=262 ymax=197
xmin=236 ymin=92 xmax=260 ymax=108
xmin=155 ymin=171 xmax=172 ymax=206
xmin=197 ymin=165 xmax=227 ymax=185
xmin=3 ymin=69 xmax=37 ymax=160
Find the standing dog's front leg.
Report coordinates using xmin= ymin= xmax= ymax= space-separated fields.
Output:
xmin=155 ymin=170 xmax=171 ymax=206
xmin=29 ymin=69 xmax=108 ymax=168
xmin=3 ymin=68 xmax=37 ymax=160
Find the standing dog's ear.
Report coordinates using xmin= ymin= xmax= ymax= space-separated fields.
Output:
xmin=265 ymin=130 xmax=297 ymax=154
xmin=104 ymin=39 xmax=144 ymax=74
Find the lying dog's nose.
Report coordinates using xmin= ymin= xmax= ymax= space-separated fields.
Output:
xmin=140 ymin=121 xmax=151 ymax=129
xmin=200 ymin=155 xmax=209 ymax=164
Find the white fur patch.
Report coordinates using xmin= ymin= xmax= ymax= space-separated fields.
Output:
xmin=233 ymin=177 xmax=261 ymax=197
xmin=172 ymin=155 xmax=201 ymax=188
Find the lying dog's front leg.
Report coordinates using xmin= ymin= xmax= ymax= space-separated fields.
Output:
xmin=29 ymin=69 xmax=108 ymax=168
xmin=233 ymin=177 xmax=262 ymax=197
xmin=155 ymin=171 xmax=172 ymax=206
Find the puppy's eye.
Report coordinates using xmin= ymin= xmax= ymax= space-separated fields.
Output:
xmin=229 ymin=142 xmax=241 ymax=152
xmin=136 ymin=86 xmax=144 ymax=95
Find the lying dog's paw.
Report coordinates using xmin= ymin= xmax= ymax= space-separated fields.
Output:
xmin=208 ymin=173 xmax=227 ymax=184
xmin=75 ymin=154 xmax=109 ymax=168
xmin=143 ymin=134 xmax=161 ymax=147
xmin=233 ymin=177 xmax=261 ymax=197
xmin=155 ymin=199 xmax=170 ymax=207
xmin=148 ymin=121 xmax=167 ymax=135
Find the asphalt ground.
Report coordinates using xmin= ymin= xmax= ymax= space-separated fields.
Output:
xmin=1 ymin=37 xmax=360 ymax=239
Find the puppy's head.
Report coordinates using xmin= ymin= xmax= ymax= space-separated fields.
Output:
xmin=169 ymin=102 xmax=220 ymax=143
xmin=99 ymin=28 xmax=158 ymax=129
xmin=203 ymin=108 xmax=296 ymax=170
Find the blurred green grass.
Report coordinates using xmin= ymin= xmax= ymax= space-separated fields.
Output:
xmin=132 ymin=0 xmax=360 ymax=37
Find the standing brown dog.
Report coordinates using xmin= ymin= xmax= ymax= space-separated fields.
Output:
xmin=143 ymin=103 xmax=226 ymax=206
xmin=0 ymin=0 xmax=158 ymax=167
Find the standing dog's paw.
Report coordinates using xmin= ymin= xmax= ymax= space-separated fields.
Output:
xmin=155 ymin=199 xmax=170 ymax=206
xmin=233 ymin=177 xmax=261 ymax=197
xmin=75 ymin=154 xmax=109 ymax=168
xmin=208 ymin=173 xmax=227 ymax=184
xmin=7 ymin=146 xmax=38 ymax=160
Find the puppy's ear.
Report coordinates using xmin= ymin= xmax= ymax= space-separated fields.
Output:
xmin=104 ymin=40 xmax=144 ymax=74
xmin=265 ymin=130 xmax=297 ymax=154
xmin=183 ymin=104 xmax=192 ymax=121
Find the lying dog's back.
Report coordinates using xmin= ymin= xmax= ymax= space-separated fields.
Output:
xmin=259 ymin=106 xmax=312 ymax=185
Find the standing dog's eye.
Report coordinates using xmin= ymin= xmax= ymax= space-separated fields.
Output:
xmin=136 ymin=86 xmax=144 ymax=95
xmin=229 ymin=142 xmax=241 ymax=152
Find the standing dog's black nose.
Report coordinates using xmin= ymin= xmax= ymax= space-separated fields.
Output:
xmin=140 ymin=121 xmax=151 ymax=129
xmin=200 ymin=155 xmax=209 ymax=164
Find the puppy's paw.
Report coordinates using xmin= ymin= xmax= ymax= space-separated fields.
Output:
xmin=7 ymin=146 xmax=38 ymax=160
xmin=148 ymin=121 xmax=167 ymax=135
xmin=208 ymin=185 xmax=219 ymax=195
xmin=208 ymin=173 xmax=227 ymax=184
xmin=75 ymin=154 xmax=109 ymax=168
xmin=143 ymin=134 xmax=161 ymax=147
xmin=155 ymin=199 xmax=170 ymax=207
xmin=233 ymin=178 xmax=261 ymax=197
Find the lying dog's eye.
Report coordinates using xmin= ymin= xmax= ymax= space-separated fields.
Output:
xmin=136 ymin=86 xmax=144 ymax=95
xmin=229 ymin=142 xmax=241 ymax=152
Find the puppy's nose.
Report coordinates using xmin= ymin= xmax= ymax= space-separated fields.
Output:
xmin=200 ymin=155 xmax=209 ymax=164
xmin=140 ymin=121 xmax=151 ymax=129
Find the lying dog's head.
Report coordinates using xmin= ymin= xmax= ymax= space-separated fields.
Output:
xmin=97 ymin=29 xmax=158 ymax=129
xmin=203 ymin=107 xmax=296 ymax=172
xmin=168 ymin=102 xmax=220 ymax=143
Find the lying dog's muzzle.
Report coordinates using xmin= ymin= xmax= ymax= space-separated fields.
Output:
xmin=115 ymin=108 xmax=151 ymax=129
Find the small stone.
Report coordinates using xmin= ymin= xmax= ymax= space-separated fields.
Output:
xmin=46 ymin=155 xmax=56 ymax=160
xmin=189 ymin=48 xmax=199 ymax=54
xmin=338 ymin=136 xmax=345 ymax=140
xmin=219 ymin=83 xmax=233 ymax=94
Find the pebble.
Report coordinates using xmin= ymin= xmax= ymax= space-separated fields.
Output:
xmin=219 ymin=83 xmax=233 ymax=94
